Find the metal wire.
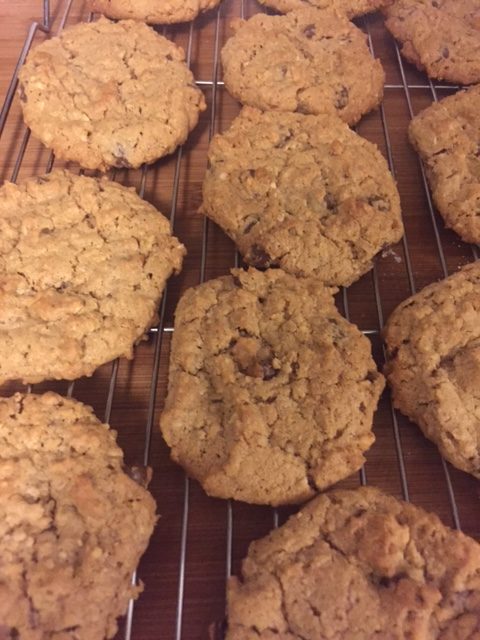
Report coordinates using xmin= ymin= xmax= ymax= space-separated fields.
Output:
xmin=1 ymin=2 xmax=477 ymax=636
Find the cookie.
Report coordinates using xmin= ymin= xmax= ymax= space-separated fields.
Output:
xmin=0 ymin=391 xmax=156 ymax=640
xmin=0 ymin=169 xmax=185 ymax=385
xmin=160 ymin=268 xmax=384 ymax=506
xmin=221 ymin=9 xmax=385 ymax=125
xmin=201 ymin=108 xmax=403 ymax=287
xmin=18 ymin=17 xmax=206 ymax=171
xmin=257 ymin=0 xmax=387 ymax=18
xmin=226 ymin=486 xmax=480 ymax=639
xmin=89 ymin=0 xmax=222 ymax=23
xmin=384 ymin=261 xmax=480 ymax=478
xmin=409 ymin=85 xmax=480 ymax=244
xmin=383 ymin=0 xmax=480 ymax=84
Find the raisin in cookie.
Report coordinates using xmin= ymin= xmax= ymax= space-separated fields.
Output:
xmin=384 ymin=261 xmax=480 ymax=478
xmin=409 ymin=85 xmax=480 ymax=244
xmin=221 ymin=9 xmax=385 ymax=125
xmin=384 ymin=0 xmax=480 ymax=84
xmin=201 ymin=108 xmax=403 ymax=287
xmin=18 ymin=18 xmax=206 ymax=171
xmin=0 ymin=169 xmax=185 ymax=384
xmin=89 ymin=0 xmax=222 ymax=23
xmin=226 ymin=486 xmax=480 ymax=639
xmin=0 ymin=391 xmax=156 ymax=640
xmin=258 ymin=0 xmax=387 ymax=18
xmin=160 ymin=268 xmax=384 ymax=506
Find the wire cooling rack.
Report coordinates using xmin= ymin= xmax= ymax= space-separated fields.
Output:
xmin=0 ymin=1 xmax=479 ymax=638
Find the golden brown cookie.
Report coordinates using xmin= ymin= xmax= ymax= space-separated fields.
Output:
xmin=18 ymin=18 xmax=206 ymax=171
xmin=89 ymin=0 xmax=222 ymax=23
xmin=384 ymin=0 xmax=480 ymax=84
xmin=221 ymin=9 xmax=385 ymax=125
xmin=160 ymin=268 xmax=384 ymax=506
xmin=384 ymin=261 xmax=480 ymax=478
xmin=409 ymin=85 xmax=480 ymax=244
xmin=226 ymin=486 xmax=480 ymax=639
xmin=0 ymin=391 xmax=156 ymax=640
xmin=258 ymin=0 xmax=387 ymax=18
xmin=0 ymin=169 xmax=185 ymax=385
xmin=201 ymin=108 xmax=403 ymax=286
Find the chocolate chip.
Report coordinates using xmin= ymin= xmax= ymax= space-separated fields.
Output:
xmin=112 ymin=145 xmax=132 ymax=168
xmin=40 ymin=228 xmax=53 ymax=235
xmin=243 ymin=218 xmax=259 ymax=234
xmin=18 ymin=85 xmax=27 ymax=103
xmin=261 ymin=359 xmax=278 ymax=380
xmin=303 ymin=24 xmax=316 ymax=39
xmin=324 ymin=192 xmax=337 ymax=211
xmin=123 ymin=464 xmax=151 ymax=487
xmin=474 ymin=144 xmax=480 ymax=158
xmin=274 ymin=129 xmax=294 ymax=148
xmin=365 ymin=370 xmax=378 ymax=382
xmin=232 ymin=275 xmax=243 ymax=287
xmin=113 ymin=156 xmax=133 ymax=169
xmin=335 ymin=86 xmax=349 ymax=110
xmin=83 ymin=214 xmax=96 ymax=228
xmin=367 ymin=195 xmax=390 ymax=212
xmin=247 ymin=244 xmax=274 ymax=269
xmin=441 ymin=46 xmax=449 ymax=59
xmin=431 ymin=0 xmax=439 ymax=6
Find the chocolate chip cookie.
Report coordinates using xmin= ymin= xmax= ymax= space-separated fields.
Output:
xmin=201 ymin=108 xmax=403 ymax=287
xmin=384 ymin=261 xmax=480 ymax=478
xmin=18 ymin=17 xmax=206 ymax=171
xmin=89 ymin=0 xmax=222 ymax=23
xmin=258 ymin=0 xmax=387 ymax=18
xmin=160 ymin=268 xmax=384 ymax=506
xmin=0 ymin=169 xmax=185 ymax=385
xmin=409 ymin=85 xmax=480 ymax=244
xmin=226 ymin=486 xmax=480 ymax=639
xmin=0 ymin=391 xmax=156 ymax=640
xmin=221 ymin=9 xmax=385 ymax=125
xmin=384 ymin=0 xmax=480 ymax=84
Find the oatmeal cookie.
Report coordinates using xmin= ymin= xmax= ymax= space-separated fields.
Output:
xmin=160 ymin=268 xmax=384 ymax=506
xmin=221 ymin=9 xmax=385 ymax=125
xmin=89 ymin=0 xmax=222 ymax=23
xmin=258 ymin=0 xmax=387 ymax=18
xmin=226 ymin=486 xmax=480 ymax=639
xmin=18 ymin=18 xmax=206 ymax=171
xmin=201 ymin=108 xmax=403 ymax=286
xmin=0 ymin=169 xmax=185 ymax=384
xmin=384 ymin=261 xmax=480 ymax=478
xmin=384 ymin=0 xmax=480 ymax=84
xmin=409 ymin=84 xmax=480 ymax=244
xmin=0 ymin=391 xmax=156 ymax=640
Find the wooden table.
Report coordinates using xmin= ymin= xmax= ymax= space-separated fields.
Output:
xmin=1 ymin=1 xmax=479 ymax=638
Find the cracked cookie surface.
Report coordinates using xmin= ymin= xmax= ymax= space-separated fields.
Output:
xmin=384 ymin=261 xmax=480 ymax=478
xmin=0 ymin=391 xmax=156 ymax=640
xmin=409 ymin=85 xmax=480 ymax=244
xmin=221 ymin=9 xmax=385 ymax=125
xmin=257 ymin=0 xmax=387 ymax=18
xmin=89 ymin=0 xmax=222 ymax=23
xmin=383 ymin=0 xmax=480 ymax=84
xmin=226 ymin=486 xmax=480 ymax=639
xmin=160 ymin=268 xmax=384 ymax=506
xmin=18 ymin=17 xmax=206 ymax=171
xmin=0 ymin=169 xmax=185 ymax=385
xmin=201 ymin=108 xmax=403 ymax=286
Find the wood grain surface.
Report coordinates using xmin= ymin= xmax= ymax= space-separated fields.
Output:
xmin=0 ymin=1 xmax=479 ymax=638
